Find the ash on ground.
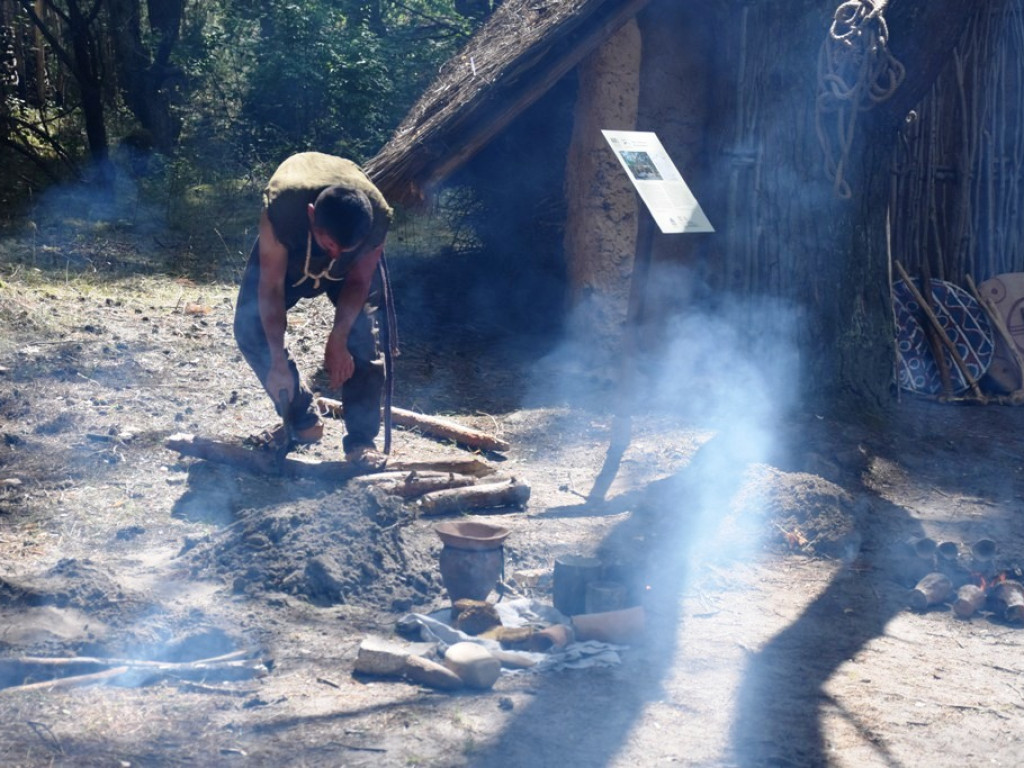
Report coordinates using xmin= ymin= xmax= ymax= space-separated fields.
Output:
xmin=179 ymin=485 xmax=442 ymax=612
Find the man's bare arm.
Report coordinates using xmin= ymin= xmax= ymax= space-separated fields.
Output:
xmin=324 ymin=242 xmax=384 ymax=387
xmin=257 ymin=210 xmax=293 ymax=399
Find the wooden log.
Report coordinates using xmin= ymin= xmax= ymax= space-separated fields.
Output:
xmin=165 ymin=433 xmax=503 ymax=484
xmin=389 ymin=459 xmax=499 ymax=479
xmin=908 ymin=572 xmax=953 ymax=611
xmin=952 ymin=584 xmax=987 ymax=619
xmin=990 ymin=580 xmax=1024 ymax=624
xmin=166 ymin=433 xmax=367 ymax=480
xmin=349 ymin=470 xmax=477 ymax=499
xmin=417 ymin=478 xmax=531 ymax=516
xmin=0 ymin=650 xmax=249 ymax=673
xmin=316 ymin=397 xmax=510 ymax=453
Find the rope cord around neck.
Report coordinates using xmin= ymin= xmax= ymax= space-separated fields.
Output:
xmin=292 ymin=232 xmax=345 ymax=290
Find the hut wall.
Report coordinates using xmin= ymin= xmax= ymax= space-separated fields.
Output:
xmin=562 ymin=16 xmax=643 ymax=367
xmin=891 ymin=0 xmax=1024 ymax=286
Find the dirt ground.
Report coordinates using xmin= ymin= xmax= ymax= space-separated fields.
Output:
xmin=2 ymin=226 xmax=1024 ymax=768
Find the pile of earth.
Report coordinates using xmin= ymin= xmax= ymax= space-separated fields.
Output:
xmin=726 ymin=466 xmax=864 ymax=558
xmin=179 ymin=481 xmax=443 ymax=613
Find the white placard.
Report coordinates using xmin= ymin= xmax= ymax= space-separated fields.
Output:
xmin=602 ymin=130 xmax=714 ymax=234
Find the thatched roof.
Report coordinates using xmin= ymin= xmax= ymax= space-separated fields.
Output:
xmin=365 ymin=0 xmax=651 ymax=206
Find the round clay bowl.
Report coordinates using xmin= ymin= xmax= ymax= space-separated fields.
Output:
xmin=434 ymin=521 xmax=510 ymax=550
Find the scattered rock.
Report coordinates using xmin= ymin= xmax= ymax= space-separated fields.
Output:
xmin=354 ymin=635 xmax=435 ymax=677
xmin=452 ymin=599 xmax=502 ymax=635
xmin=403 ymin=654 xmax=463 ymax=690
xmin=444 ymin=641 xmax=501 ymax=690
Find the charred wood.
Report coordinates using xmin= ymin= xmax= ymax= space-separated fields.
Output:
xmin=417 ymin=478 xmax=531 ymax=516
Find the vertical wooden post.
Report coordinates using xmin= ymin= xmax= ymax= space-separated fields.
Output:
xmin=589 ymin=201 xmax=656 ymax=502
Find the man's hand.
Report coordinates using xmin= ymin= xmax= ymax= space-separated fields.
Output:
xmin=325 ymin=326 xmax=355 ymax=388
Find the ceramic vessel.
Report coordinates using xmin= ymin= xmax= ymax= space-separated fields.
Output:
xmin=434 ymin=522 xmax=510 ymax=603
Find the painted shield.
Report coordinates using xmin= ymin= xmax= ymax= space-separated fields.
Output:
xmin=892 ymin=278 xmax=994 ymax=395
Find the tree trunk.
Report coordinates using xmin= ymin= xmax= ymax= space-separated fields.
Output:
xmin=65 ymin=1 xmax=110 ymax=177
xmin=18 ymin=0 xmax=112 ymax=183
xmin=105 ymin=0 xmax=183 ymax=153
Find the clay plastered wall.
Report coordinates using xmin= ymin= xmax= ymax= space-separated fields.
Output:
xmin=563 ymin=17 xmax=642 ymax=362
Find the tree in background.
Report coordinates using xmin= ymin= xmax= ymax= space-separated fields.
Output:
xmin=105 ymin=0 xmax=185 ymax=154
xmin=0 ymin=0 xmax=479 ymax=204
xmin=235 ymin=0 xmax=471 ymax=163
xmin=13 ymin=0 xmax=113 ymax=182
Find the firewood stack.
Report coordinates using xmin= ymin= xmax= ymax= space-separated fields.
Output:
xmin=898 ymin=536 xmax=1024 ymax=625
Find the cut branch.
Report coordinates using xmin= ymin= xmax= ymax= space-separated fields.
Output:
xmin=349 ymin=470 xmax=477 ymax=499
xmin=417 ymin=477 xmax=531 ymax=515
xmin=316 ymin=397 xmax=510 ymax=453
xmin=0 ymin=654 xmax=269 ymax=693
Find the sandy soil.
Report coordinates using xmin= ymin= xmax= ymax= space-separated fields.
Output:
xmin=1 ymin=229 xmax=1023 ymax=768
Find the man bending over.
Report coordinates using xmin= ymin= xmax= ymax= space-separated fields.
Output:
xmin=234 ymin=152 xmax=393 ymax=469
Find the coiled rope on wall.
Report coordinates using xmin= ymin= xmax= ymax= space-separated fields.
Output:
xmin=816 ymin=0 xmax=905 ymax=198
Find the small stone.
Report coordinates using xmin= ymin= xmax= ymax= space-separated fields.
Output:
xmin=354 ymin=636 xmax=411 ymax=677
xmin=403 ymin=655 xmax=463 ymax=690
xmin=1 ymin=478 xmax=23 ymax=488
xmin=354 ymin=636 xmax=435 ymax=677
xmin=444 ymin=642 xmax=501 ymax=690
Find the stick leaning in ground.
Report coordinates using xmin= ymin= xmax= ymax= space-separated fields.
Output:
xmin=894 ymin=261 xmax=985 ymax=400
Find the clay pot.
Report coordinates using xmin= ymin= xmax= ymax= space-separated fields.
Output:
xmin=434 ymin=521 xmax=510 ymax=550
xmin=435 ymin=522 xmax=510 ymax=604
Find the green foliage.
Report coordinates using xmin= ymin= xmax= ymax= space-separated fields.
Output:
xmin=2 ymin=0 xmax=478 ymax=223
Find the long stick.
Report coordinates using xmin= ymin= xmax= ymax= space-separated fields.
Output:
xmin=0 ymin=650 xmax=248 ymax=671
xmin=894 ymin=261 xmax=985 ymax=400
xmin=0 ymin=666 xmax=130 ymax=694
